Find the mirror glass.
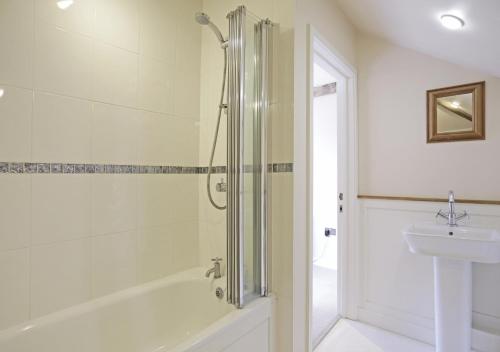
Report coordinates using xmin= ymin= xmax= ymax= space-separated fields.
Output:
xmin=427 ymin=81 xmax=484 ymax=143
xmin=436 ymin=93 xmax=473 ymax=133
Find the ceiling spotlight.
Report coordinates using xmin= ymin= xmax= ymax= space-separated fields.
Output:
xmin=451 ymin=101 xmax=460 ymax=108
xmin=57 ymin=0 xmax=74 ymax=10
xmin=0 ymin=88 xmax=4 ymax=98
xmin=440 ymin=14 xmax=465 ymax=30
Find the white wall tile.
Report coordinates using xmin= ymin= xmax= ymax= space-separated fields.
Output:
xmin=137 ymin=175 xmax=171 ymax=229
xmin=137 ymin=112 xmax=199 ymax=166
xmin=91 ymin=231 xmax=137 ymax=297
xmin=136 ymin=111 xmax=170 ymax=165
xmin=31 ymin=239 xmax=91 ymax=318
xmin=168 ymin=117 xmax=200 ymax=166
xmin=33 ymin=92 xmax=92 ymax=163
xmin=168 ymin=175 xmax=199 ymax=222
xmin=92 ymin=42 xmax=138 ymax=107
xmin=137 ymin=174 xmax=198 ymax=228
xmin=138 ymin=55 xmax=174 ymax=114
xmin=34 ymin=22 xmax=93 ymax=99
xmin=92 ymin=175 xmax=137 ymax=235
xmin=35 ymin=0 xmax=95 ymax=36
xmin=95 ymin=0 xmax=139 ymax=52
xmin=138 ymin=0 xmax=177 ymax=61
xmin=0 ymin=175 xmax=31 ymax=252
xmin=0 ymin=0 xmax=33 ymax=88
xmin=92 ymin=103 xmax=139 ymax=164
xmin=172 ymin=0 xmax=201 ymax=120
xmin=171 ymin=221 xmax=199 ymax=272
xmin=0 ymin=249 xmax=30 ymax=330
xmin=173 ymin=39 xmax=201 ymax=120
xmin=0 ymin=86 xmax=32 ymax=161
xmin=32 ymin=175 xmax=91 ymax=245
xmin=138 ymin=226 xmax=173 ymax=282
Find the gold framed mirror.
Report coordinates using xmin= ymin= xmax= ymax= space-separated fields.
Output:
xmin=427 ymin=81 xmax=485 ymax=143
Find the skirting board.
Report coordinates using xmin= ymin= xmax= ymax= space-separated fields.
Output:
xmin=357 ymin=304 xmax=500 ymax=352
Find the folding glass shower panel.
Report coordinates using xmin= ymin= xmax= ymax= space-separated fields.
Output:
xmin=226 ymin=6 xmax=272 ymax=308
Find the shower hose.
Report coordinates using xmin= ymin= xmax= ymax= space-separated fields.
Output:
xmin=206 ymin=47 xmax=227 ymax=210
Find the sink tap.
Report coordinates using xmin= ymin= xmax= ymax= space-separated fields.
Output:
xmin=436 ymin=190 xmax=468 ymax=226
xmin=205 ymin=257 xmax=222 ymax=279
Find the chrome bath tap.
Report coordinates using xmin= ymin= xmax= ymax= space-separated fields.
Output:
xmin=436 ymin=190 xmax=468 ymax=226
xmin=205 ymin=257 xmax=222 ymax=279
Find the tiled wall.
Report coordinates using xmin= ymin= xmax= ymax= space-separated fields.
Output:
xmin=0 ymin=0 xmax=202 ymax=330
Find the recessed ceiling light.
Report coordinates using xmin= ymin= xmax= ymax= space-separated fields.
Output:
xmin=440 ymin=14 xmax=465 ymax=30
xmin=0 ymin=88 xmax=4 ymax=98
xmin=451 ymin=101 xmax=460 ymax=108
xmin=57 ymin=0 xmax=74 ymax=10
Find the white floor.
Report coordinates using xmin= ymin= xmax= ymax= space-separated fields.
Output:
xmin=314 ymin=319 xmax=434 ymax=352
xmin=312 ymin=265 xmax=338 ymax=345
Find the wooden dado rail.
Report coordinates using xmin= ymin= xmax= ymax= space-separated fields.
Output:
xmin=357 ymin=194 xmax=500 ymax=206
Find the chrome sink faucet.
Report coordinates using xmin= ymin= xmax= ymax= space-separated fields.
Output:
xmin=205 ymin=257 xmax=222 ymax=279
xmin=436 ymin=190 xmax=468 ymax=226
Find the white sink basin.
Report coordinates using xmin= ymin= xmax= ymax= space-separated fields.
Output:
xmin=403 ymin=221 xmax=500 ymax=352
xmin=403 ymin=222 xmax=500 ymax=263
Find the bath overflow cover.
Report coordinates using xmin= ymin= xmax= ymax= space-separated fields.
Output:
xmin=216 ymin=287 xmax=224 ymax=299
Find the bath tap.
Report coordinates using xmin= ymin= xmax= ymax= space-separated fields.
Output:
xmin=436 ymin=190 xmax=468 ymax=226
xmin=205 ymin=257 xmax=222 ymax=279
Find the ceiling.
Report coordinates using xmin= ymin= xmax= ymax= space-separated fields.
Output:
xmin=336 ymin=0 xmax=500 ymax=78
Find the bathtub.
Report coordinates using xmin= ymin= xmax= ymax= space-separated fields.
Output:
xmin=0 ymin=268 xmax=272 ymax=352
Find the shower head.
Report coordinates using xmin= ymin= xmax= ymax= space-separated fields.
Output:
xmin=195 ymin=12 xmax=211 ymax=25
xmin=195 ymin=12 xmax=226 ymax=46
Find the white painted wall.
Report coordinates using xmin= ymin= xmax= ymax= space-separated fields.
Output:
xmin=357 ymin=34 xmax=500 ymax=200
xmin=355 ymin=32 xmax=500 ymax=351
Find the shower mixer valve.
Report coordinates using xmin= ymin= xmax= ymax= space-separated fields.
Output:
xmin=216 ymin=178 xmax=227 ymax=192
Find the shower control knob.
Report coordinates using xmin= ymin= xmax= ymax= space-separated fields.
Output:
xmin=216 ymin=179 xmax=227 ymax=192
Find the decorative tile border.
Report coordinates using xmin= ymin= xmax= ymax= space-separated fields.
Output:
xmin=0 ymin=162 xmax=293 ymax=175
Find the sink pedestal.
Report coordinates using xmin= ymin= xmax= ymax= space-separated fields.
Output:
xmin=433 ymin=257 xmax=472 ymax=352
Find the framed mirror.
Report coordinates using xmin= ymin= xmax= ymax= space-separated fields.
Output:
xmin=427 ymin=81 xmax=485 ymax=143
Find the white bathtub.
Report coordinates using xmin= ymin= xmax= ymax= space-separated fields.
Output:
xmin=0 ymin=268 xmax=272 ymax=352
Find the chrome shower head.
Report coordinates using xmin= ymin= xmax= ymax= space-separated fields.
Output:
xmin=195 ymin=12 xmax=210 ymax=25
xmin=195 ymin=12 xmax=226 ymax=46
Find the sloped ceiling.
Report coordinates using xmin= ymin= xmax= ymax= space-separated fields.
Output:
xmin=336 ymin=0 xmax=500 ymax=78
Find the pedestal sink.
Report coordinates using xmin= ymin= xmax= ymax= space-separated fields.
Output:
xmin=403 ymin=223 xmax=500 ymax=352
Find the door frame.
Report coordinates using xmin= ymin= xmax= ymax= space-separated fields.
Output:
xmin=294 ymin=25 xmax=359 ymax=351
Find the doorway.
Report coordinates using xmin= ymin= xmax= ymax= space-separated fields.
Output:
xmin=311 ymin=55 xmax=341 ymax=347
xmin=307 ymin=29 xmax=358 ymax=350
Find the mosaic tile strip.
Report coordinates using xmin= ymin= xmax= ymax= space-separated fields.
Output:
xmin=0 ymin=162 xmax=293 ymax=175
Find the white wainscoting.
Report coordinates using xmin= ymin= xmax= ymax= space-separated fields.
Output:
xmin=357 ymin=199 xmax=500 ymax=352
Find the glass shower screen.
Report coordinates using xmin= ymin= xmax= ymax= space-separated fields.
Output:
xmin=226 ymin=6 xmax=272 ymax=308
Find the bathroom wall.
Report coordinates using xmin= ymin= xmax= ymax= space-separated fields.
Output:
xmin=0 ymin=0 xmax=202 ymax=330
xmin=357 ymin=199 xmax=500 ymax=351
xmin=356 ymin=34 xmax=500 ymax=350
xmin=357 ymin=34 xmax=500 ymax=200
xmin=196 ymin=1 xmax=294 ymax=351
